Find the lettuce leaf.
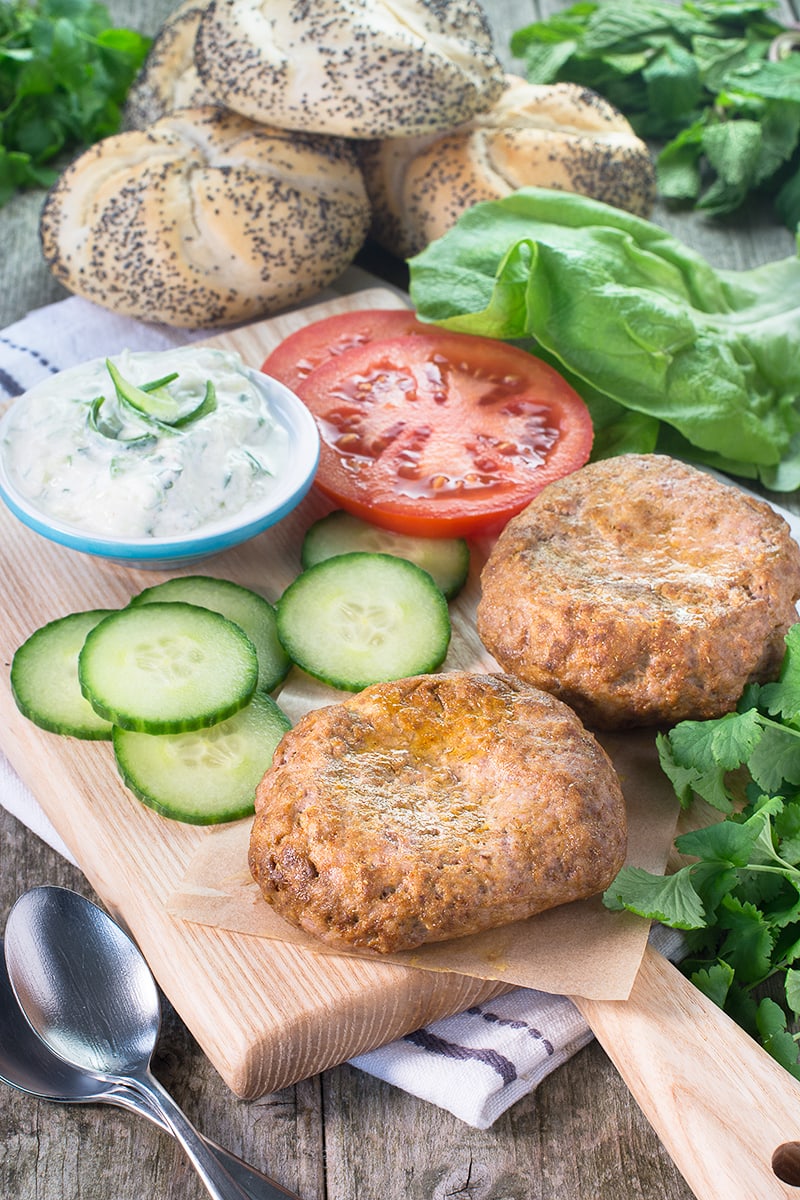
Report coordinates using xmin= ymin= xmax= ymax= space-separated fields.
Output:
xmin=408 ymin=188 xmax=800 ymax=486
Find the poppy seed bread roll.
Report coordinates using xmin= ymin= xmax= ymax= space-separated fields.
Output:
xmin=194 ymin=0 xmax=505 ymax=138
xmin=125 ymin=0 xmax=216 ymax=130
xmin=249 ymin=671 xmax=627 ymax=954
xmin=39 ymin=107 xmax=370 ymax=329
xmin=360 ymin=75 xmax=656 ymax=259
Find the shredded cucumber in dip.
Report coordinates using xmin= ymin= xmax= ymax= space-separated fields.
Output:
xmin=408 ymin=188 xmax=800 ymax=490
xmin=1 ymin=345 xmax=290 ymax=537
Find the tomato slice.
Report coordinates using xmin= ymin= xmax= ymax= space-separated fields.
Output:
xmin=296 ymin=331 xmax=594 ymax=538
xmin=261 ymin=308 xmax=432 ymax=394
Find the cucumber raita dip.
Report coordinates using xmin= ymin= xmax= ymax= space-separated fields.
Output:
xmin=1 ymin=346 xmax=292 ymax=538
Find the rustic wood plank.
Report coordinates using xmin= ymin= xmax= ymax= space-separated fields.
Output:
xmin=3 ymin=2 xmax=800 ymax=1199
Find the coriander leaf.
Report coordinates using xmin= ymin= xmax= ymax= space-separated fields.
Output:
xmin=785 ymin=967 xmax=800 ymax=1017
xmin=0 ymin=0 xmax=150 ymax=205
xmin=603 ymin=864 xmax=707 ymax=928
xmin=763 ymin=888 xmax=800 ymax=933
xmin=689 ymin=860 xmax=739 ymax=916
xmin=675 ymin=818 xmax=762 ymax=867
xmin=658 ymin=707 xmax=764 ymax=810
xmin=656 ymin=729 xmax=712 ymax=808
xmin=689 ymin=959 xmax=734 ymax=1008
xmin=774 ymin=799 xmax=800 ymax=865
xmin=747 ymin=724 xmax=800 ymax=793
xmin=717 ymin=894 xmax=774 ymax=982
xmin=759 ymin=625 xmax=800 ymax=720
xmin=756 ymin=996 xmax=800 ymax=1079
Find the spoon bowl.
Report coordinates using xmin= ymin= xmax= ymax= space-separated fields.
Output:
xmin=0 ymin=933 xmax=297 ymax=1200
xmin=5 ymin=885 xmax=159 ymax=1075
xmin=4 ymin=886 xmax=252 ymax=1200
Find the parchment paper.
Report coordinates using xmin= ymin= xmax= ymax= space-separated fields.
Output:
xmin=168 ymin=687 xmax=680 ymax=1002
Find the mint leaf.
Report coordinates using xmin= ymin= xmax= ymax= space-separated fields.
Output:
xmin=509 ymin=0 xmax=796 ymax=227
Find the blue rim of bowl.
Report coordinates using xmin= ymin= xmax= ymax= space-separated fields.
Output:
xmin=0 ymin=366 xmax=321 ymax=563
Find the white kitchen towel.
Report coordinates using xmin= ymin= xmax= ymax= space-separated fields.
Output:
xmin=0 ymin=290 xmax=684 ymax=1129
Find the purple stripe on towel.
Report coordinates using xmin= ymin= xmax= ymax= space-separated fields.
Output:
xmin=403 ymin=1029 xmax=518 ymax=1085
xmin=0 ymin=336 xmax=60 ymax=398
xmin=466 ymin=1006 xmax=555 ymax=1056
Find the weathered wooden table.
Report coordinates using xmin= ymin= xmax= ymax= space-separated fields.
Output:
xmin=2 ymin=2 xmax=800 ymax=1198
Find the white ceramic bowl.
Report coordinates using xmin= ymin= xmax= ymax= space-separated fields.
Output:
xmin=0 ymin=364 xmax=320 ymax=569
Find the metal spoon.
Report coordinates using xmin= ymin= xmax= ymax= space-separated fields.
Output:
xmin=0 ymin=935 xmax=299 ymax=1200
xmin=4 ymin=886 xmax=267 ymax=1200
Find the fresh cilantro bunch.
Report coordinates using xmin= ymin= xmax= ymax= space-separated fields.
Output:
xmin=510 ymin=0 xmax=800 ymax=229
xmin=604 ymin=623 xmax=800 ymax=1077
xmin=0 ymin=0 xmax=151 ymax=205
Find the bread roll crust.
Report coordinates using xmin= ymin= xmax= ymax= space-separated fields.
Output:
xmin=194 ymin=0 xmax=505 ymax=138
xmin=39 ymin=107 xmax=370 ymax=329
xmin=361 ymin=76 xmax=657 ymax=259
xmin=249 ymin=670 xmax=627 ymax=954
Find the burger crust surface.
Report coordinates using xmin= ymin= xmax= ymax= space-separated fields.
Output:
xmin=249 ymin=671 xmax=627 ymax=954
xmin=477 ymin=454 xmax=800 ymax=730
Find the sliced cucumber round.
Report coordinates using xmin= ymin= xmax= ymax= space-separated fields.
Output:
xmin=129 ymin=575 xmax=290 ymax=692
xmin=113 ymin=691 xmax=291 ymax=824
xmin=78 ymin=602 xmax=258 ymax=733
xmin=301 ymin=510 xmax=470 ymax=599
xmin=11 ymin=609 xmax=117 ymax=739
xmin=276 ymin=552 xmax=451 ymax=692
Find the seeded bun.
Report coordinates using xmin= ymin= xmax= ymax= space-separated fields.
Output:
xmin=125 ymin=0 xmax=216 ymax=130
xmin=193 ymin=0 xmax=505 ymax=138
xmin=39 ymin=107 xmax=370 ymax=329
xmin=360 ymin=75 xmax=657 ymax=259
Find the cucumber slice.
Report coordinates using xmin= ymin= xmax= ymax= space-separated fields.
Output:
xmin=113 ymin=691 xmax=291 ymax=824
xmin=301 ymin=510 xmax=471 ymax=599
xmin=78 ymin=602 xmax=258 ymax=733
xmin=129 ymin=575 xmax=290 ymax=692
xmin=11 ymin=609 xmax=116 ymax=739
xmin=276 ymin=552 xmax=451 ymax=691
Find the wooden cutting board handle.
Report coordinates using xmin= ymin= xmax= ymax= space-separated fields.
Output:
xmin=574 ymin=944 xmax=800 ymax=1198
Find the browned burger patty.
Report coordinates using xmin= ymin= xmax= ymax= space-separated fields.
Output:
xmin=477 ymin=454 xmax=800 ymax=730
xmin=249 ymin=671 xmax=626 ymax=954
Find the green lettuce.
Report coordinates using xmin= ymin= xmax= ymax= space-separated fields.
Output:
xmin=408 ymin=188 xmax=800 ymax=488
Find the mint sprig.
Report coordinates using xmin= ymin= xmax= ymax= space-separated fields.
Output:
xmin=510 ymin=0 xmax=800 ymax=229
xmin=604 ymin=623 xmax=800 ymax=1076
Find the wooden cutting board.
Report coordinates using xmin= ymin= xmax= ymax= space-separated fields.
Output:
xmin=0 ymin=285 xmax=511 ymax=1100
xmin=6 ymin=284 xmax=800 ymax=1199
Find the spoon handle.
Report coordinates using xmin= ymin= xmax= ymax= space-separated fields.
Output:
xmin=109 ymin=1086 xmax=301 ymax=1200
xmin=128 ymin=1070 xmax=253 ymax=1200
xmin=204 ymin=1136 xmax=302 ymax=1200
